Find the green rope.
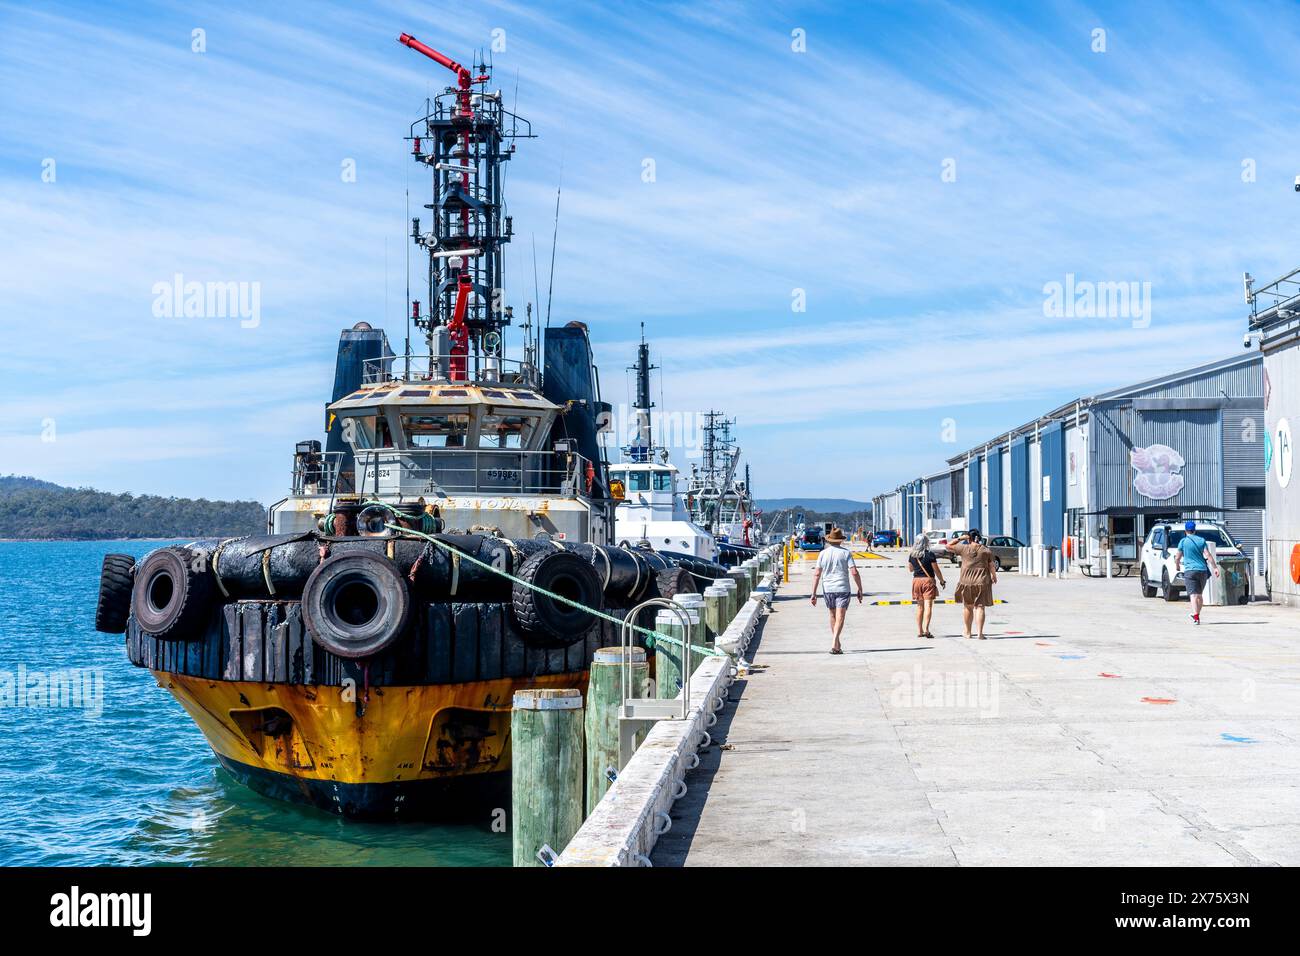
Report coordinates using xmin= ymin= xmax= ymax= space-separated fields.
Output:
xmin=385 ymin=524 xmax=728 ymax=657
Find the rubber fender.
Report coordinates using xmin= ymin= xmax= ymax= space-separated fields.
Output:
xmin=131 ymin=546 xmax=214 ymax=640
xmin=301 ymin=551 xmax=411 ymax=659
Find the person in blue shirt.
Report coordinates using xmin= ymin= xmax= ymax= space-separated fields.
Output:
xmin=1174 ymin=520 xmax=1219 ymax=625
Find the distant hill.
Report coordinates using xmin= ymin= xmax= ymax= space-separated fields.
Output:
xmin=757 ymin=498 xmax=872 ymax=513
xmin=0 ymin=475 xmax=265 ymax=540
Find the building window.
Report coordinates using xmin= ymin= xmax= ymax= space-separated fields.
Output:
xmin=1237 ymin=486 xmax=1265 ymax=509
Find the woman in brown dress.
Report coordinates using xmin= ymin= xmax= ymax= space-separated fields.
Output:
xmin=948 ymin=528 xmax=997 ymax=639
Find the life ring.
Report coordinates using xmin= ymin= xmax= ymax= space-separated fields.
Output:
xmin=1290 ymin=543 xmax=1300 ymax=585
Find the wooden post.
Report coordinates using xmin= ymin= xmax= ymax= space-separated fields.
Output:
xmin=716 ymin=577 xmax=738 ymax=628
xmin=511 ymin=688 xmax=583 ymax=867
xmin=654 ymin=610 xmax=700 ymax=699
xmin=702 ymin=586 xmax=725 ymax=646
xmin=584 ymin=646 xmax=647 ymax=814
xmin=728 ymin=568 xmax=750 ymax=606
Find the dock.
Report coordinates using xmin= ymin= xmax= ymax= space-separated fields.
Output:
xmin=649 ymin=548 xmax=1300 ymax=866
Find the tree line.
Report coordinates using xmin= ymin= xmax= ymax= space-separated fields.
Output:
xmin=0 ymin=475 xmax=265 ymax=540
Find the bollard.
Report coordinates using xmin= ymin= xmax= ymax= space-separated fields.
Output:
xmin=676 ymin=593 xmax=706 ymax=671
xmin=702 ymin=586 xmax=725 ymax=644
xmin=1039 ymin=548 xmax=1048 ymax=579
xmin=728 ymin=568 xmax=751 ymax=606
xmin=512 ymin=688 xmax=584 ymax=867
xmin=654 ymin=612 xmax=683 ymax=700
xmin=584 ymin=646 xmax=647 ymax=814
xmin=716 ymin=577 xmax=738 ymax=629
xmin=1105 ymin=548 xmax=1113 ymax=579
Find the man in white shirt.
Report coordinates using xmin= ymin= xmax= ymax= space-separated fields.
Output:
xmin=810 ymin=527 xmax=863 ymax=654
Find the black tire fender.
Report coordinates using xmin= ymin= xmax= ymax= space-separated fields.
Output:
xmin=302 ymin=551 xmax=410 ymax=658
xmin=131 ymin=547 xmax=214 ymax=639
xmin=95 ymin=553 xmax=136 ymax=634
xmin=511 ymin=550 xmax=603 ymax=648
xmin=656 ymin=566 xmax=697 ymax=600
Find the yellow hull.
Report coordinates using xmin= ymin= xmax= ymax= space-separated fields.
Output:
xmin=155 ymin=670 xmax=588 ymax=819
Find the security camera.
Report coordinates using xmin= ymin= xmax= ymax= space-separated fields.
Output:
xmin=1294 ymin=175 xmax=1300 ymax=192
xmin=1244 ymin=332 xmax=1253 ymax=349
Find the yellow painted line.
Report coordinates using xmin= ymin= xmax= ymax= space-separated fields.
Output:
xmin=869 ymin=599 xmax=1010 ymax=606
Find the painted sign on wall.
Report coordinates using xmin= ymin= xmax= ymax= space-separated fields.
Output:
xmin=1130 ymin=443 xmax=1185 ymax=500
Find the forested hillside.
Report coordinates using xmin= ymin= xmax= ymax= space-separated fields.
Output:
xmin=0 ymin=475 xmax=265 ymax=540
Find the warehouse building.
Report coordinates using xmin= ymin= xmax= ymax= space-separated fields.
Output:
xmin=1247 ymin=269 xmax=1300 ymax=605
xmin=872 ymin=354 xmax=1264 ymax=570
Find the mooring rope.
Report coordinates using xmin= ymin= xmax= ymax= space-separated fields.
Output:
xmin=385 ymin=524 xmax=728 ymax=657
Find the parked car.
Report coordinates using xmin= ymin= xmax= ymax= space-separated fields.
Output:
xmin=1138 ymin=521 xmax=1244 ymax=601
xmin=870 ymin=529 xmax=899 ymax=548
xmin=986 ymin=535 xmax=1026 ymax=570
xmin=799 ymin=526 xmax=825 ymax=551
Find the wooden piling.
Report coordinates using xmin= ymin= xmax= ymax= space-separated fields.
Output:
xmin=584 ymin=646 xmax=647 ymax=814
xmin=511 ymin=688 xmax=584 ymax=867
xmin=653 ymin=610 xmax=700 ymax=699
xmin=702 ymin=586 xmax=725 ymax=646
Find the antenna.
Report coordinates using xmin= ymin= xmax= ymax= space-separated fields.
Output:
xmin=545 ymin=164 xmax=563 ymax=329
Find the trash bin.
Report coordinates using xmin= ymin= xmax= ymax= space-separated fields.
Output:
xmin=1212 ymin=557 xmax=1251 ymax=605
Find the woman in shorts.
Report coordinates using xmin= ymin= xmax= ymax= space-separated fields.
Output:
xmin=948 ymin=528 xmax=997 ymax=639
xmin=907 ymin=533 xmax=946 ymax=639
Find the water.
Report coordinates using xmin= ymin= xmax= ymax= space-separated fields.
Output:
xmin=0 ymin=541 xmax=509 ymax=866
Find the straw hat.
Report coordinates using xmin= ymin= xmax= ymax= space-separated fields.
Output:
xmin=825 ymin=527 xmax=846 ymax=544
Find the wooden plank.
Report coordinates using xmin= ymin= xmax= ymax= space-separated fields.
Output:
xmin=223 ymin=604 xmax=241 ymax=680
xmin=503 ymin=615 xmax=528 ymax=678
xmin=241 ymin=603 xmax=263 ymax=683
xmin=286 ymin=603 xmax=310 ymax=684
xmin=452 ymin=603 xmax=478 ymax=683
xmin=426 ymin=603 xmax=452 ymax=684
xmin=267 ymin=604 xmax=288 ymax=683
xmin=478 ymin=604 xmax=503 ymax=681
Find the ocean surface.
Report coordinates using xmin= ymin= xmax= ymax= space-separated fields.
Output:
xmin=0 ymin=541 xmax=509 ymax=866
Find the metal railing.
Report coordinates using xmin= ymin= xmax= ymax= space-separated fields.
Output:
xmin=362 ymin=353 xmax=540 ymax=388
xmin=356 ymin=447 xmax=592 ymax=497
xmin=291 ymin=451 xmax=347 ymax=496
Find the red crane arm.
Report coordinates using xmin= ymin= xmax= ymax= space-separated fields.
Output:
xmin=398 ymin=33 xmax=471 ymax=89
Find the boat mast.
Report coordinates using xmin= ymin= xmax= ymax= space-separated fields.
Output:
xmin=627 ymin=323 xmax=657 ymax=463
xmin=399 ymin=34 xmax=532 ymax=381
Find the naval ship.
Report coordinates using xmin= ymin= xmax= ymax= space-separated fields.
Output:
xmin=686 ymin=413 xmax=766 ymax=556
xmin=92 ymin=35 xmax=734 ymax=820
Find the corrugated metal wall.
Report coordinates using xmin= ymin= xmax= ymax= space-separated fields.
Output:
xmin=951 ymin=468 xmax=966 ymax=521
xmin=1091 ymin=403 xmax=1223 ymax=511
xmin=1041 ymin=421 xmax=1065 ymax=548
xmin=986 ymin=449 xmax=1003 ymax=535
xmin=926 ymin=473 xmax=953 ymax=523
xmin=966 ymin=459 xmax=981 ymax=532
xmin=1222 ymin=405 xmax=1265 ymax=559
xmin=1010 ymin=437 xmax=1029 ymax=542
xmin=1001 ymin=447 xmax=1012 ymax=534
xmin=1264 ymin=346 xmax=1300 ymax=604
xmin=1029 ymin=438 xmax=1042 ymax=545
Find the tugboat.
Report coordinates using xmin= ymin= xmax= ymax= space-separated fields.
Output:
xmin=92 ymin=34 xmax=726 ymax=820
xmin=609 ymin=330 xmax=715 ymax=560
xmin=686 ymin=414 xmax=765 ymax=560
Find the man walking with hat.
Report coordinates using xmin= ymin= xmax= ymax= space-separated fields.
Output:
xmin=810 ymin=526 xmax=863 ymax=654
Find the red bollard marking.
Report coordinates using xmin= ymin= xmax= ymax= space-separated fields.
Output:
xmin=1141 ymin=697 xmax=1176 ymax=704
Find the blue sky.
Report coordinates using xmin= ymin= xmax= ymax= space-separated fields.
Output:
xmin=3 ymin=0 xmax=1300 ymax=505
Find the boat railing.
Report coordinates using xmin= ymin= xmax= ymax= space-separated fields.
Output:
xmin=362 ymin=353 xmax=540 ymax=388
xmin=355 ymin=447 xmax=596 ymax=498
xmin=291 ymin=450 xmax=347 ymax=496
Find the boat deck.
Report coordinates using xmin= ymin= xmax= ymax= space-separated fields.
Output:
xmin=652 ymin=548 xmax=1300 ymax=865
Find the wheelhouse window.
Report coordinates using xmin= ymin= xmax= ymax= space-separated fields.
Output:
xmin=402 ymin=412 xmax=470 ymax=448
xmin=653 ymin=469 xmax=673 ymax=492
xmin=479 ymin=412 xmax=539 ymax=450
xmin=627 ymin=470 xmax=650 ymax=492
